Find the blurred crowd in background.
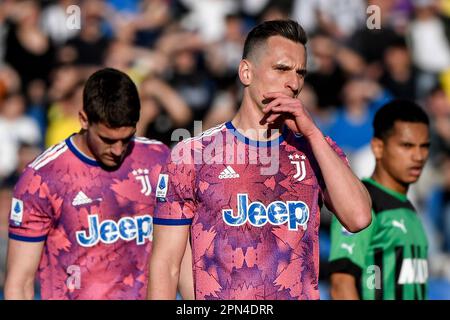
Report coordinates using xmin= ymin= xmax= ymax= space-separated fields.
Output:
xmin=1 ymin=0 xmax=450 ymax=299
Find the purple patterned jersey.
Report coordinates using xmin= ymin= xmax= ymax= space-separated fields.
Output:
xmin=154 ymin=122 xmax=348 ymax=300
xmin=9 ymin=135 xmax=169 ymax=299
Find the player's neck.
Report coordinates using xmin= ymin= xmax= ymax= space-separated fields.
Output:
xmin=72 ymin=131 xmax=96 ymax=160
xmin=371 ymin=167 xmax=409 ymax=195
xmin=232 ymin=100 xmax=283 ymax=142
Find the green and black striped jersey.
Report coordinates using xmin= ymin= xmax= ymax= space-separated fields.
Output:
xmin=329 ymin=178 xmax=429 ymax=300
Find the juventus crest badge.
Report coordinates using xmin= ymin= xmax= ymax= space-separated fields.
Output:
xmin=289 ymin=154 xmax=307 ymax=182
xmin=133 ymin=168 xmax=152 ymax=196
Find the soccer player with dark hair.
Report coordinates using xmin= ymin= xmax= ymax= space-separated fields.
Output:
xmin=329 ymin=99 xmax=431 ymax=300
xmin=149 ymin=20 xmax=371 ymax=300
xmin=4 ymin=68 xmax=193 ymax=299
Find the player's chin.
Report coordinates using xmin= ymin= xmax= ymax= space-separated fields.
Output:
xmin=402 ymin=174 xmax=420 ymax=184
xmin=101 ymin=156 xmax=122 ymax=168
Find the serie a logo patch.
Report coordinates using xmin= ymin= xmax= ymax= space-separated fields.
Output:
xmin=10 ymin=198 xmax=24 ymax=226
xmin=156 ymin=174 xmax=168 ymax=202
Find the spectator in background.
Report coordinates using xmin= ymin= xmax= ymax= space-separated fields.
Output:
xmin=2 ymin=142 xmax=41 ymax=188
xmin=137 ymin=75 xmax=192 ymax=146
xmin=0 ymin=0 xmax=16 ymax=64
xmin=381 ymin=37 xmax=419 ymax=100
xmin=408 ymin=0 xmax=450 ymax=97
xmin=205 ymin=14 xmax=245 ymax=90
xmin=327 ymin=79 xmax=392 ymax=157
xmin=130 ymin=0 xmax=173 ymax=48
xmin=299 ymin=82 xmax=335 ymax=134
xmin=41 ymin=0 xmax=80 ymax=46
xmin=45 ymin=80 xmax=83 ymax=147
xmin=26 ymin=74 xmax=48 ymax=143
xmin=202 ymin=13 xmax=245 ymax=129
xmin=423 ymin=149 xmax=450 ymax=295
xmin=168 ymin=47 xmax=215 ymax=122
xmin=316 ymin=0 xmax=366 ymax=41
xmin=326 ymin=79 xmax=375 ymax=155
xmin=107 ymin=0 xmax=140 ymax=15
xmin=4 ymin=0 xmax=55 ymax=94
xmin=104 ymin=0 xmax=173 ymax=48
xmin=389 ymin=0 xmax=416 ymax=34
xmin=291 ymin=0 xmax=321 ymax=35
xmin=441 ymin=0 xmax=450 ymax=43
xmin=409 ymin=0 xmax=450 ymax=74
xmin=425 ymin=149 xmax=450 ymax=254
xmin=306 ymin=33 xmax=347 ymax=110
xmin=348 ymin=0 xmax=403 ymax=81
xmin=425 ymin=85 xmax=450 ymax=163
xmin=44 ymin=64 xmax=84 ymax=147
xmin=258 ymin=2 xmax=290 ymax=22
xmin=0 ymin=65 xmax=21 ymax=101
xmin=240 ymin=0 xmax=271 ymax=21
xmin=178 ymin=0 xmax=238 ymax=43
xmin=61 ymin=0 xmax=111 ymax=66
xmin=201 ymin=87 xmax=238 ymax=130
xmin=0 ymin=93 xmax=41 ymax=179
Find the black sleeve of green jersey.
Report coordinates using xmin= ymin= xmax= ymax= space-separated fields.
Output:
xmin=328 ymin=211 xmax=376 ymax=281
xmin=328 ymin=258 xmax=362 ymax=280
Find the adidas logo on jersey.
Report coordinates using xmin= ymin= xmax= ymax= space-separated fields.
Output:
xmin=218 ymin=166 xmax=240 ymax=179
xmin=72 ymin=191 xmax=102 ymax=207
xmin=72 ymin=191 xmax=93 ymax=206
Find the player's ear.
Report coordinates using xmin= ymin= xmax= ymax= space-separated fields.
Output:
xmin=371 ymin=137 xmax=384 ymax=160
xmin=79 ymin=110 xmax=89 ymax=130
xmin=238 ymin=59 xmax=252 ymax=86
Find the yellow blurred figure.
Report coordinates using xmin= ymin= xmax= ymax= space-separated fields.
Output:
xmin=45 ymin=102 xmax=81 ymax=147
xmin=440 ymin=0 xmax=450 ymax=17
xmin=45 ymin=84 xmax=83 ymax=147
xmin=440 ymin=69 xmax=450 ymax=98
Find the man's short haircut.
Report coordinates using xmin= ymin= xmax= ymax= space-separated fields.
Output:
xmin=242 ymin=19 xmax=307 ymax=60
xmin=83 ymin=68 xmax=140 ymax=128
xmin=373 ymin=99 xmax=430 ymax=141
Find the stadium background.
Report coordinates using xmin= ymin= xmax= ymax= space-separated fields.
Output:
xmin=0 ymin=0 xmax=450 ymax=300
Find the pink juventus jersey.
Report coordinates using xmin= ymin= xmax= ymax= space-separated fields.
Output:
xmin=154 ymin=121 xmax=348 ymax=300
xmin=9 ymin=135 xmax=169 ymax=300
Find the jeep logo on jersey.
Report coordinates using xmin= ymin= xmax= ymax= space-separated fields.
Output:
xmin=222 ymin=194 xmax=309 ymax=231
xmin=76 ymin=214 xmax=152 ymax=247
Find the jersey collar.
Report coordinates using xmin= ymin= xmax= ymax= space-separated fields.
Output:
xmin=225 ymin=121 xmax=287 ymax=147
xmin=66 ymin=134 xmax=101 ymax=167
xmin=363 ymin=178 xmax=408 ymax=202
